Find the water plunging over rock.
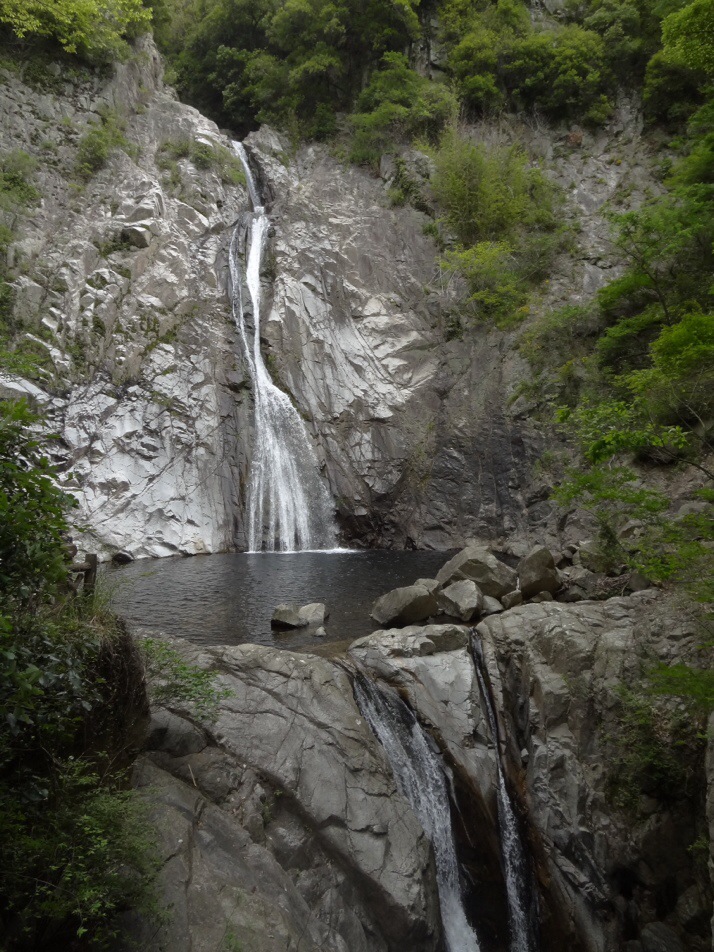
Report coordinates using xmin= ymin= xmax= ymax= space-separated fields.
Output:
xmin=472 ymin=638 xmax=539 ymax=952
xmin=229 ymin=144 xmax=337 ymax=552
xmin=354 ymin=674 xmax=483 ymax=952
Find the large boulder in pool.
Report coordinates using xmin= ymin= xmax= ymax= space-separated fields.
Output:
xmin=436 ymin=545 xmax=516 ymax=599
xmin=271 ymin=603 xmax=328 ymax=629
xmin=370 ymin=582 xmax=439 ymax=627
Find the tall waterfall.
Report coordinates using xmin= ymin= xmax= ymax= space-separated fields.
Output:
xmin=472 ymin=639 xmax=539 ymax=952
xmin=354 ymin=675 xmax=483 ymax=952
xmin=229 ymin=143 xmax=337 ymax=552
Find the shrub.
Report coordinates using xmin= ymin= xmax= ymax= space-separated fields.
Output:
xmin=0 ymin=0 xmax=151 ymax=63
xmin=431 ymin=130 xmax=564 ymax=325
xmin=349 ymin=53 xmax=458 ymax=167
xmin=75 ymin=111 xmax=128 ymax=179
xmin=503 ymin=25 xmax=612 ymax=122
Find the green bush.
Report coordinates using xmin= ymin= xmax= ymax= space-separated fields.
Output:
xmin=0 ymin=0 xmax=151 ymax=63
xmin=503 ymin=25 xmax=612 ymax=122
xmin=75 ymin=111 xmax=129 ymax=179
xmin=0 ymin=401 xmax=156 ymax=950
xmin=349 ymin=53 xmax=457 ymax=167
xmin=430 ymin=130 xmax=564 ymax=324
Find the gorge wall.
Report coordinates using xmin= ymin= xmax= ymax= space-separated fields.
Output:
xmin=0 ymin=40 xmax=660 ymax=557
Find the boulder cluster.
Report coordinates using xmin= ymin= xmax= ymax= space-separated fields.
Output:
xmin=369 ymin=541 xmax=649 ymax=629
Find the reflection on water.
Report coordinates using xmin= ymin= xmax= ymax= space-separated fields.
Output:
xmin=106 ymin=550 xmax=452 ymax=649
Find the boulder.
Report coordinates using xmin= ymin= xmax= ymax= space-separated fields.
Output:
xmin=436 ymin=545 xmax=517 ymax=599
xmin=574 ymin=540 xmax=610 ymax=573
xmin=530 ymin=591 xmax=554 ymax=603
xmin=518 ymin=545 xmax=559 ymax=598
xmin=558 ymin=567 xmax=600 ymax=603
xmin=437 ymin=579 xmax=484 ymax=622
xmin=271 ymin=603 xmax=328 ymax=629
xmin=415 ymin=577 xmax=440 ymax=594
xmin=481 ymin=596 xmax=505 ymax=616
xmin=350 ymin=623 xmax=470 ymax=660
xmin=370 ymin=582 xmax=438 ymax=627
xmin=501 ymin=591 xmax=523 ymax=610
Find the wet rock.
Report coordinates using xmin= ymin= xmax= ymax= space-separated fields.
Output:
xmin=350 ymin=623 xmax=469 ymax=660
xmin=436 ymin=545 xmax=517 ymax=599
xmin=271 ymin=603 xmax=328 ymax=628
xmin=437 ymin=579 xmax=484 ymax=622
xmin=132 ymin=642 xmax=442 ymax=952
xmin=518 ymin=545 xmax=559 ymax=598
xmin=370 ymin=582 xmax=438 ymax=627
xmin=478 ymin=592 xmax=711 ymax=952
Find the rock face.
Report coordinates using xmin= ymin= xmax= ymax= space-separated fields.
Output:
xmin=477 ymin=592 xmax=713 ymax=952
xmin=0 ymin=39 xmax=253 ymax=558
xmin=129 ymin=642 xmax=442 ymax=952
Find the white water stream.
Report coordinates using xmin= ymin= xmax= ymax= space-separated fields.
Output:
xmin=472 ymin=639 xmax=537 ymax=952
xmin=354 ymin=676 xmax=483 ymax=952
xmin=229 ymin=143 xmax=337 ymax=552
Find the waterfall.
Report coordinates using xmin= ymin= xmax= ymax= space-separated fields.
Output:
xmin=472 ymin=639 xmax=539 ymax=952
xmin=354 ymin=675 xmax=483 ymax=952
xmin=229 ymin=143 xmax=337 ymax=552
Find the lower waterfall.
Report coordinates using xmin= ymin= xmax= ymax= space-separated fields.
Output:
xmin=229 ymin=142 xmax=337 ymax=552
xmin=472 ymin=639 xmax=539 ymax=952
xmin=354 ymin=675 xmax=483 ymax=952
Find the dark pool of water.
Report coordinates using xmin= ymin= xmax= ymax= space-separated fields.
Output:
xmin=106 ymin=550 xmax=453 ymax=649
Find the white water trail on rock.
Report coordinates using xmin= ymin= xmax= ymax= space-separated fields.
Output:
xmin=472 ymin=639 xmax=537 ymax=952
xmin=354 ymin=676 xmax=482 ymax=952
xmin=229 ymin=143 xmax=337 ymax=552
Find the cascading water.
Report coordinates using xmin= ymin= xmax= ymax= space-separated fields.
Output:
xmin=472 ymin=638 xmax=539 ymax=952
xmin=229 ymin=143 xmax=337 ymax=552
xmin=354 ymin=675 xmax=483 ymax=952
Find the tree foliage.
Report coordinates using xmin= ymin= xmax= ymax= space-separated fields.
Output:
xmin=0 ymin=0 xmax=151 ymax=61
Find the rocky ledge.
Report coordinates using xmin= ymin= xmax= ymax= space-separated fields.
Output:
xmin=121 ymin=575 xmax=712 ymax=952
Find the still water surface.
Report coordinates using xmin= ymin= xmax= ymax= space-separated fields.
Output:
xmin=107 ymin=550 xmax=451 ymax=649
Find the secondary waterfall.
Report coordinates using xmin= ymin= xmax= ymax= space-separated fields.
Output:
xmin=472 ymin=639 xmax=539 ymax=952
xmin=354 ymin=675 xmax=483 ymax=952
xmin=229 ymin=143 xmax=337 ymax=552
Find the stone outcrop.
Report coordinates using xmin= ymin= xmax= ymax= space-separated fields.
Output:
xmin=477 ymin=592 xmax=713 ymax=952
xmin=127 ymin=640 xmax=442 ymax=952
xmin=0 ymin=39 xmax=253 ymax=558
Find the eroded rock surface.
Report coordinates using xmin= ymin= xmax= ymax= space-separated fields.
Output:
xmin=478 ymin=592 xmax=713 ymax=952
xmin=128 ymin=641 xmax=442 ymax=952
xmin=0 ymin=41 xmax=253 ymax=558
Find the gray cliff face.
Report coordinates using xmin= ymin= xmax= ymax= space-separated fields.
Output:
xmin=129 ymin=640 xmax=443 ymax=952
xmin=478 ymin=593 xmax=712 ymax=952
xmin=1 ymin=43 xmax=661 ymax=555
xmin=246 ymin=126 xmax=536 ymax=550
xmin=1 ymin=40 xmax=254 ymax=558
